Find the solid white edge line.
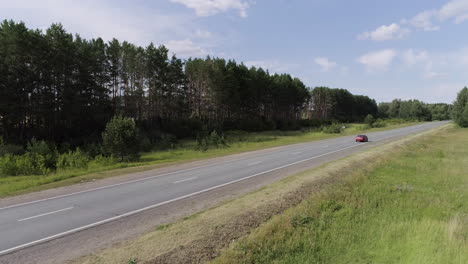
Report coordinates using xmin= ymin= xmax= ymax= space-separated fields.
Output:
xmin=0 ymin=143 xmax=364 ymax=256
xmin=0 ymin=139 xmax=326 ymax=211
xmin=0 ymin=122 xmax=437 ymax=211
xmin=173 ymin=177 xmax=198 ymax=184
xmin=17 ymin=207 xmax=74 ymax=222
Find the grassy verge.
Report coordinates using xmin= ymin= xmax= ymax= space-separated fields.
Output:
xmin=72 ymin=122 xmax=439 ymax=264
xmin=0 ymin=121 xmax=417 ymax=198
xmin=212 ymin=126 xmax=468 ymax=264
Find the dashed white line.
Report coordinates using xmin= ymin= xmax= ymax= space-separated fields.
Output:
xmin=0 ymin=122 xmax=440 ymax=212
xmin=17 ymin=207 xmax=74 ymax=222
xmin=248 ymin=161 xmax=262 ymax=166
xmin=173 ymin=177 xmax=198 ymax=184
xmin=0 ymin=122 xmax=446 ymax=255
xmin=0 ymin=142 xmax=312 ymax=211
xmin=0 ymin=143 xmax=366 ymax=256
xmin=292 ymin=151 xmax=303 ymax=155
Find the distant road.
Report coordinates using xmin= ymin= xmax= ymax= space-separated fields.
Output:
xmin=0 ymin=121 xmax=448 ymax=263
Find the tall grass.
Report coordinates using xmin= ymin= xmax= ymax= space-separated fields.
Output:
xmin=212 ymin=127 xmax=468 ymax=264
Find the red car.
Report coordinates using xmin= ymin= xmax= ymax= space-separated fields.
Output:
xmin=355 ymin=135 xmax=368 ymax=142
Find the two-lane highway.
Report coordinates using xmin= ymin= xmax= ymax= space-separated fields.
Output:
xmin=0 ymin=121 xmax=448 ymax=258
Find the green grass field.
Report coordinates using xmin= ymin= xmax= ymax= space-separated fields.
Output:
xmin=212 ymin=126 xmax=468 ymax=264
xmin=0 ymin=122 xmax=416 ymax=198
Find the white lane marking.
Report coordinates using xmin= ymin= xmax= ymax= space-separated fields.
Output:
xmin=0 ymin=122 xmax=445 ymax=212
xmin=248 ymin=161 xmax=262 ymax=166
xmin=0 ymin=143 xmax=366 ymax=256
xmin=0 ymin=142 xmax=316 ymax=211
xmin=292 ymin=152 xmax=302 ymax=155
xmin=17 ymin=207 xmax=74 ymax=222
xmin=173 ymin=177 xmax=198 ymax=184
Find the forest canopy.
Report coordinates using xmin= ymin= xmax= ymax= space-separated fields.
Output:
xmin=0 ymin=20 xmax=451 ymax=146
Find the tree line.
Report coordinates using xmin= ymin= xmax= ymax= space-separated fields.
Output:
xmin=377 ymin=99 xmax=452 ymax=121
xmin=0 ymin=20 xmax=386 ymax=146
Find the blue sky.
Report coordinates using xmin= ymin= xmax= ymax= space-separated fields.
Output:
xmin=1 ymin=0 xmax=468 ymax=103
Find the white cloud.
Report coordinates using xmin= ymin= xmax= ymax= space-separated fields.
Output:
xmin=401 ymin=49 xmax=429 ymax=66
xmin=165 ymin=39 xmax=208 ymax=58
xmin=454 ymin=13 xmax=468 ymax=24
xmin=397 ymin=48 xmax=468 ymax=80
xmin=244 ymin=60 xmax=298 ymax=74
xmin=424 ymin=83 xmax=465 ymax=103
xmin=423 ymin=71 xmax=446 ymax=80
xmin=438 ymin=0 xmax=468 ymax=22
xmin=314 ymin=57 xmax=337 ymax=72
xmin=358 ymin=23 xmax=410 ymax=41
xmin=357 ymin=49 xmax=397 ymax=72
xmin=360 ymin=0 xmax=468 ymax=40
xmin=170 ymin=0 xmax=250 ymax=17
xmin=410 ymin=0 xmax=468 ymax=31
xmin=421 ymin=61 xmax=445 ymax=79
xmin=194 ymin=29 xmax=212 ymax=38
xmin=410 ymin=10 xmax=440 ymax=31
xmin=400 ymin=49 xmax=440 ymax=79
xmin=0 ymin=0 xmax=193 ymax=46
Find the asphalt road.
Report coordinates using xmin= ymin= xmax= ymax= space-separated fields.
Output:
xmin=0 ymin=121 xmax=448 ymax=259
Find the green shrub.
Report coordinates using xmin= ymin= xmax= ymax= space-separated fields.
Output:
xmin=0 ymin=153 xmax=50 ymax=176
xmin=139 ymin=133 xmax=153 ymax=152
xmin=196 ymin=130 xmax=226 ymax=151
xmin=154 ymin=134 xmax=177 ymax=150
xmin=384 ymin=118 xmax=406 ymax=125
xmin=89 ymin=155 xmax=117 ymax=167
xmin=322 ymin=124 xmax=344 ymax=134
xmin=0 ymin=143 xmax=24 ymax=156
xmin=0 ymin=136 xmax=24 ymax=156
xmin=372 ymin=120 xmax=387 ymax=128
xmin=102 ymin=116 xmax=140 ymax=161
xmin=27 ymin=138 xmax=58 ymax=169
xmin=364 ymin=114 xmax=375 ymax=126
xmin=56 ymin=148 xmax=89 ymax=170
xmin=82 ymin=143 xmax=102 ymax=158
xmin=0 ymin=155 xmax=19 ymax=176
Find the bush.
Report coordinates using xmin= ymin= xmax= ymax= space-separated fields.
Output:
xmin=0 ymin=155 xmax=18 ymax=176
xmin=27 ymin=138 xmax=58 ymax=169
xmin=384 ymin=118 xmax=406 ymax=125
xmin=56 ymin=148 xmax=90 ymax=170
xmin=0 ymin=153 xmax=50 ymax=176
xmin=102 ymin=116 xmax=140 ymax=161
xmin=364 ymin=114 xmax=375 ymax=126
xmin=138 ymin=133 xmax=153 ymax=152
xmin=0 ymin=142 xmax=24 ymax=156
xmin=322 ymin=123 xmax=344 ymax=134
xmin=154 ymin=133 xmax=177 ymax=150
xmin=82 ymin=143 xmax=102 ymax=158
xmin=372 ymin=119 xmax=387 ymax=128
xmin=89 ymin=154 xmax=117 ymax=167
xmin=196 ymin=130 xmax=226 ymax=151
